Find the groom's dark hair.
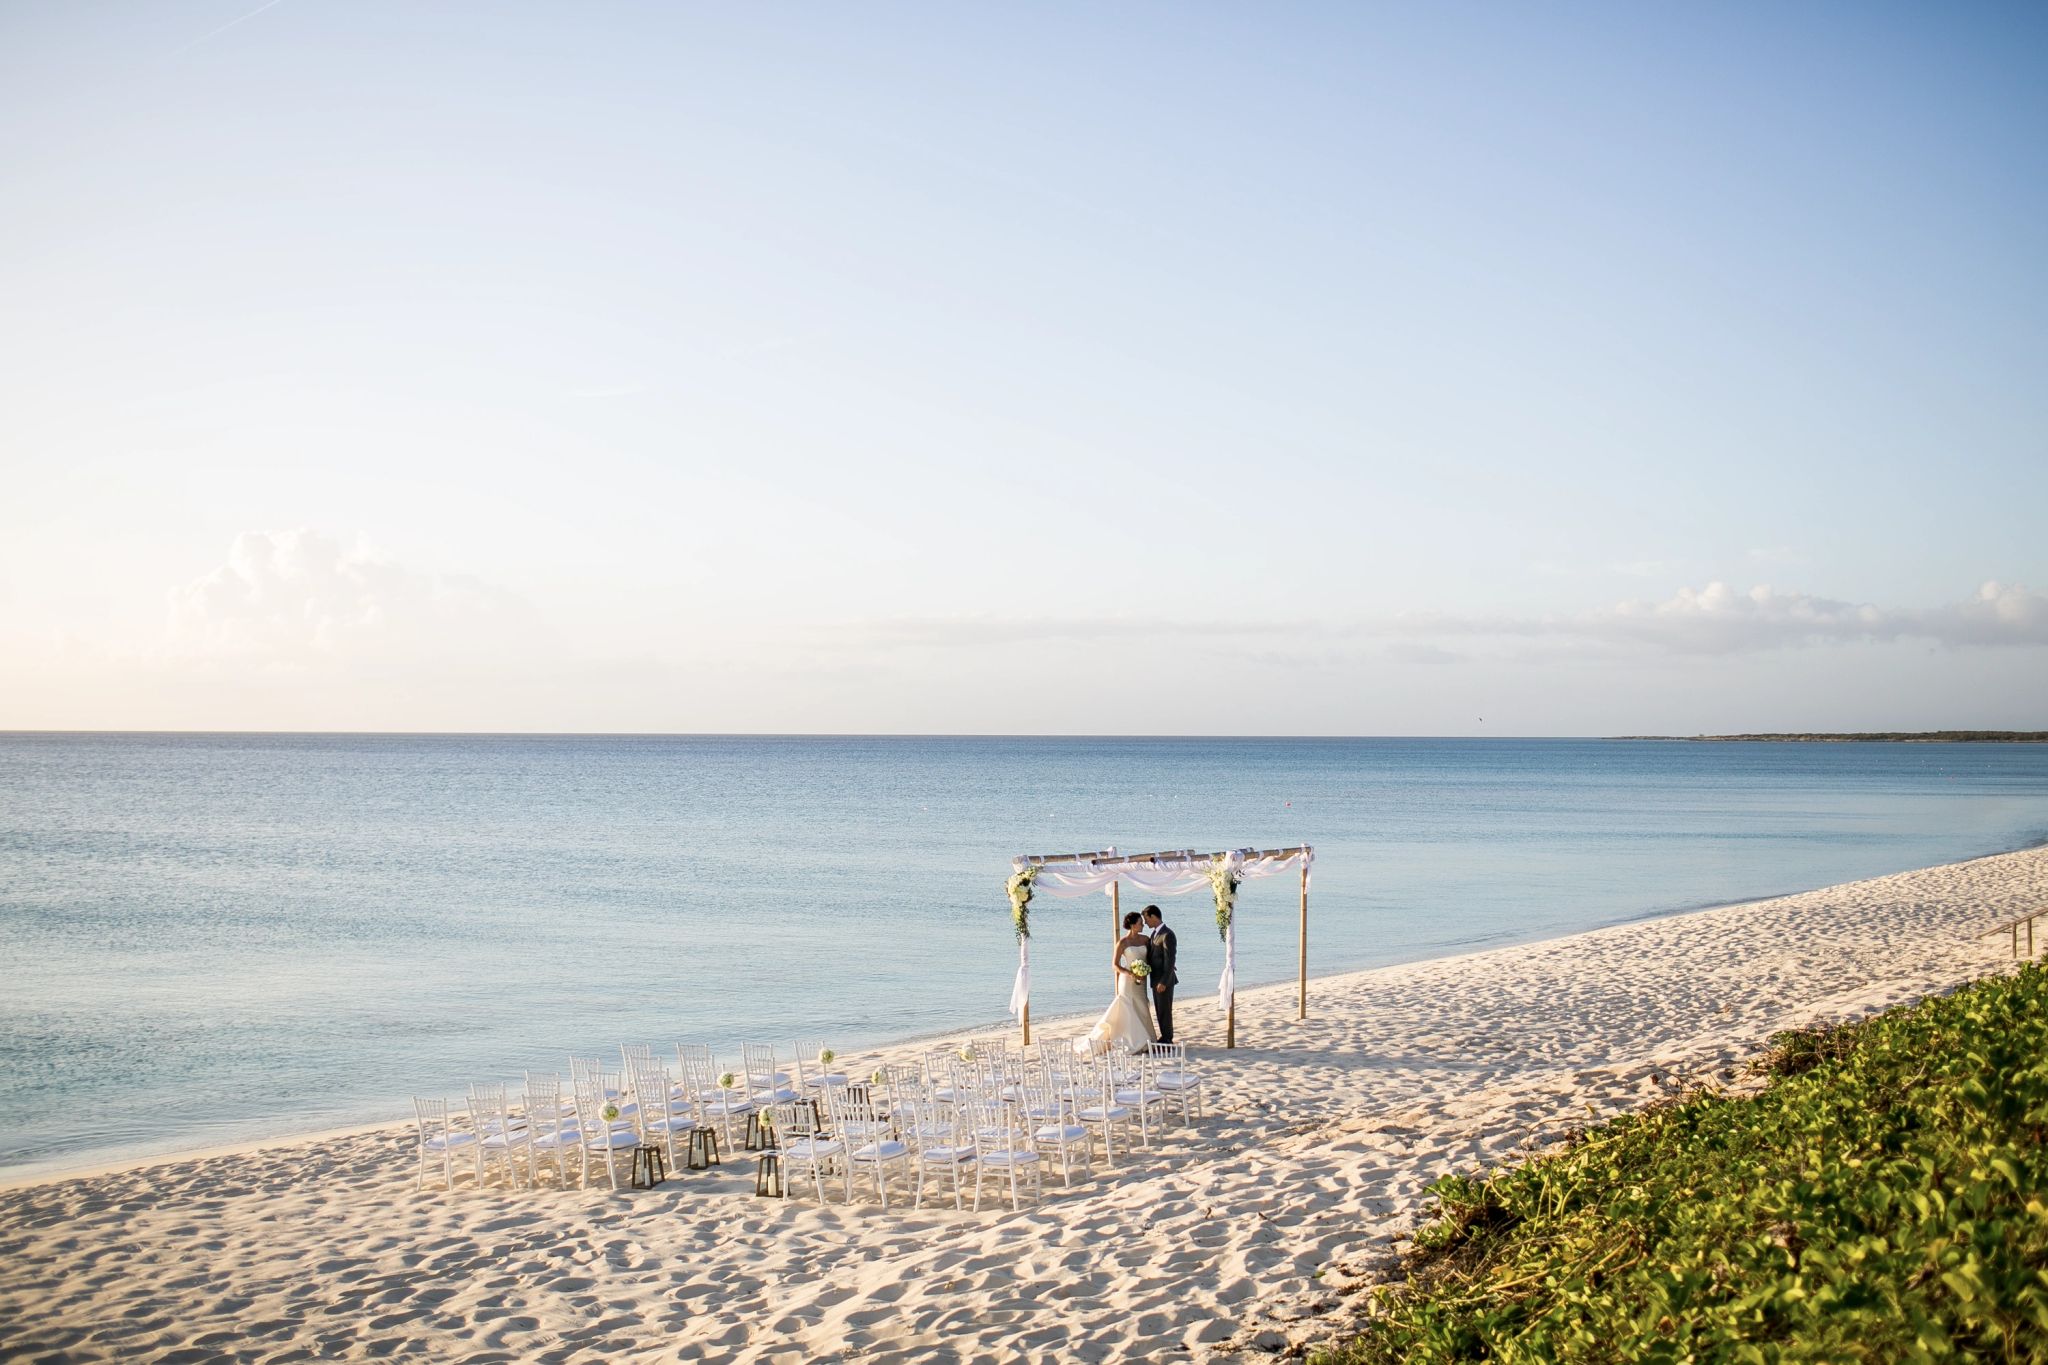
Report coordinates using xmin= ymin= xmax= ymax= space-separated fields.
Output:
xmin=1143 ymin=905 xmax=1163 ymax=920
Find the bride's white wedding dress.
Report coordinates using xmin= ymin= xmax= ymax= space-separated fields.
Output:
xmin=1075 ymin=943 xmax=1158 ymax=1057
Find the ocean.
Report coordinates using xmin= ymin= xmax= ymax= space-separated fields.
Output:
xmin=3 ymin=733 xmax=2045 ymax=1178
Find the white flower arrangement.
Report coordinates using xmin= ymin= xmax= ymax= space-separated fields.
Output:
xmin=817 ymin=1048 xmax=835 ymax=1066
xmin=1210 ymin=853 xmax=1242 ymax=942
xmin=957 ymin=1045 xmax=975 ymax=1063
xmin=869 ymin=1069 xmax=886 ymax=1086
xmin=1006 ymin=864 xmax=1038 ymax=941
xmin=718 ymin=1071 xmax=738 ymax=1091
xmin=1130 ymin=961 xmax=1151 ymax=979
xmin=601 ymin=1103 xmax=620 ymax=1122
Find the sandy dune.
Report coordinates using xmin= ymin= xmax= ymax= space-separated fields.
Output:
xmin=3 ymin=846 xmax=2041 ymax=1362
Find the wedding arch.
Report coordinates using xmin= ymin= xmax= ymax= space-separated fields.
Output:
xmin=1004 ymin=845 xmax=1315 ymax=1049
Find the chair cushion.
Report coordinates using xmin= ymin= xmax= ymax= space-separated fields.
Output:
xmin=853 ymin=1139 xmax=908 ymax=1161
xmin=1035 ymin=1124 xmax=1088 ymax=1143
xmin=783 ymin=1137 xmax=844 ymax=1158
xmin=421 ymin=1133 xmax=476 ymax=1151
xmin=980 ymin=1149 xmax=1037 ymax=1166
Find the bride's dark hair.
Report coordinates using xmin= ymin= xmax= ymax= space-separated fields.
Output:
xmin=1121 ymin=911 xmax=1142 ymax=930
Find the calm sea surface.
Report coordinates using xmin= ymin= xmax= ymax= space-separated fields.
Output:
xmin=3 ymin=734 xmax=2046 ymax=1177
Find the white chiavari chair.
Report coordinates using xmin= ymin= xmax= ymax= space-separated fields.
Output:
xmin=411 ymin=1097 xmax=476 ymax=1192
xmin=465 ymin=1082 xmax=529 ymax=1190
xmin=1044 ymin=1047 xmax=1085 ymax=1105
xmin=874 ymin=1063 xmax=924 ymax=1117
xmin=679 ymin=1050 xmax=754 ymax=1153
xmin=1148 ymin=1042 xmax=1206 ymax=1121
xmin=928 ymin=1049 xmax=970 ymax=1111
xmin=1073 ymin=1056 xmax=1133 ymax=1169
xmin=521 ymin=1072 xmax=579 ymax=1187
xmin=742 ymin=1043 xmax=798 ymax=1107
xmin=907 ymin=1094 xmax=976 ymax=1210
xmin=769 ymin=1099 xmax=849 ymax=1204
xmin=792 ymin=1038 xmax=849 ymax=1094
xmin=1018 ymin=1072 xmax=1092 ymax=1189
xmin=569 ymin=1056 xmax=632 ymax=1118
xmin=966 ymin=1097 xmax=1041 ymax=1212
xmin=827 ymin=1084 xmax=911 ymax=1209
xmin=1110 ymin=1050 xmax=1166 ymax=1147
xmin=570 ymin=1066 xmax=639 ymax=1191
xmin=620 ymin=1043 xmax=655 ymax=1086
xmin=677 ymin=1044 xmax=719 ymax=1098
xmin=631 ymin=1059 xmax=703 ymax=1175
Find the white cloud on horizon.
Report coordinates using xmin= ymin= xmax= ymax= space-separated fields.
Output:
xmin=167 ymin=529 xmax=534 ymax=668
xmin=1436 ymin=579 xmax=2048 ymax=653
xmin=853 ymin=582 xmax=2048 ymax=657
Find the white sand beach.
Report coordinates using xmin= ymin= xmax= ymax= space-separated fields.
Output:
xmin=3 ymin=845 xmax=2042 ymax=1363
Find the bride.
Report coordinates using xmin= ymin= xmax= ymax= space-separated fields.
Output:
xmin=1075 ymin=911 xmax=1159 ymax=1056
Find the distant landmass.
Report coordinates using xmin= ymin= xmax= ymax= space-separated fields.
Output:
xmin=1614 ymin=731 xmax=2048 ymax=743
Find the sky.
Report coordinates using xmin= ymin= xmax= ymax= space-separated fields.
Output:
xmin=2 ymin=2 xmax=2045 ymax=734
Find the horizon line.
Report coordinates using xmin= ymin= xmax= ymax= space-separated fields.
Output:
xmin=0 ymin=728 xmax=2026 ymax=741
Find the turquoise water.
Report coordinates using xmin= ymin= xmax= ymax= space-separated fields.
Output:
xmin=3 ymin=734 xmax=2046 ymax=1177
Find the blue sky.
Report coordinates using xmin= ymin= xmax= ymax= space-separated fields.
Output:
xmin=2 ymin=2 xmax=2044 ymax=732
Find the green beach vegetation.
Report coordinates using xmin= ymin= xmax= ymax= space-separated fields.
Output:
xmin=1318 ymin=965 xmax=2048 ymax=1363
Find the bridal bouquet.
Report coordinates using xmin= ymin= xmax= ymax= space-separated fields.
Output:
xmin=1130 ymin=962 xmax=1151 ymax=979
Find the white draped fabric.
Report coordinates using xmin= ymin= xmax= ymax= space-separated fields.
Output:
xmin=1008 ymin=938 xmax=1030 ymax=1022
xmin=1219 ymin=919 xmax=1236 ymax=1016
xmin=1022 ymin=846 xmax=1312 ymax=901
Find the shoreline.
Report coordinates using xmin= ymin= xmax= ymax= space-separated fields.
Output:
xmin=4 ymin=845 xmax=2041 ymax=1361
xmin=6 ymin=835 xmax=2046 ymax=1193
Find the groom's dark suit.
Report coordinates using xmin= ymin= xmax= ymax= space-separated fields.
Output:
xmin=1146 ymin=923 xmax=1179 ymax=1045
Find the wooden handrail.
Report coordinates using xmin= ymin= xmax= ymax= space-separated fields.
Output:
xmin=1981 ymin=907 xmax=2048 ymax=959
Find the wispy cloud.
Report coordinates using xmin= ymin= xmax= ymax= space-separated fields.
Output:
xmin=847 ymin=583 xmax=2048 ymax=658
xmin=845 ymin=614 xmax=1306 ymax=648
xmin=169 ymin=0 xmax=289 ymax=58
xmin=168 ymin=529 xmax=534 ymax=667
xmin=1402 ymin=581 xmax=2048 ymax=654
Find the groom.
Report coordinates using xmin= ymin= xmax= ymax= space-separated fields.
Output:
xmin=1142 ymin=905 xmax=1178 ymax=1044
